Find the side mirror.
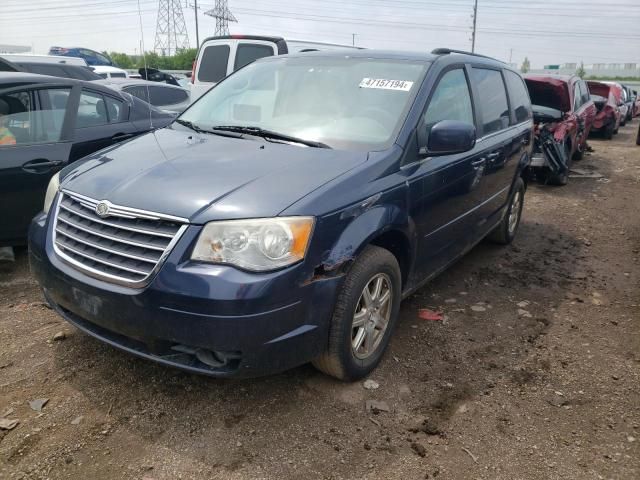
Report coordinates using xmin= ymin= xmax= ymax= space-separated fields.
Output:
xmin=421 ymin=120 xmax=476 ymax=156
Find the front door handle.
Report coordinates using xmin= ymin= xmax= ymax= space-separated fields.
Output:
xmin=111 ymin=133 xmax=134 ymax=142
xmin=22 ymin=159 xmax=63 ymax=172
xmin=485 ymin=152 xmax=501 ymax=161
xmin=471 ymin=158 xmax=486 ymax=168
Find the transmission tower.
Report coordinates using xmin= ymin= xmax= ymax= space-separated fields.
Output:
xmin=154 ymin=0 xmax=190 ymax=56
xmin=204 ymin=0 xmax=237 ymax=36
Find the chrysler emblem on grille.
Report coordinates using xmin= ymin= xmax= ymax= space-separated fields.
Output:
xmin=95 ymin=201 xmax=110 ymax=218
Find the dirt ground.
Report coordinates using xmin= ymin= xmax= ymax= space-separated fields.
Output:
xmin=1 ymin=121 xmax=639 ymax=480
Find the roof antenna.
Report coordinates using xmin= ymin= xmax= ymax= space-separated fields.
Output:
xmin=136 ymin=0 xmax=153 ymax=130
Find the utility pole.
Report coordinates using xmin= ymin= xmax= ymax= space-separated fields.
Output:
xmin=194 ymin=0 xmax=199 ymax=48
xmin=154 ymin=0 xmax=190 ymax=55
xmin=352 ymin=33 xmax=357 ymax=47
xmin=204 ymin=0 xmax=237 ymax=36
xmin=471 ymin=0 xmax=478 ymax=53
xmin=509 ymin=48 xmax=513 ymax=63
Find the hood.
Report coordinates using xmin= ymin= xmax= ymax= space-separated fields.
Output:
xmin=60 ymin=127 xmax=368 ymax=223
xmin=524 ymin=76 xmax=571 ymax=113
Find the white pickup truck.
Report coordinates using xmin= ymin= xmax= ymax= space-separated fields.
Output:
xmin=190 ymin=35 xmax=360 ymax=102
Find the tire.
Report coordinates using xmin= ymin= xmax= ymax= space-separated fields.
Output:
xmin=604 ymin=122 xmax=614 ymax=140
xmin=548 ymin=141 xmax=572 ymax=186
xmin=312 ymin=245 xmax=401 ymax=381
xmin=487 ymin=177 xmax=525 ymax=245
xmin=573 ymin=144 xmax=584 ymax=161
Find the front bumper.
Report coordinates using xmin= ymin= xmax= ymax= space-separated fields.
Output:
xmin=29 ymin=212 xmax=342 ymax=378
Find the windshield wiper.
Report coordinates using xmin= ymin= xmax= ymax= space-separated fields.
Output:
xmin=174 ymin=118 xmax=206 ymax=133
xmin=174 ymin=119 xmax=243 ymax=138
xmin=212 ymin=125 xmax=332 ymax=149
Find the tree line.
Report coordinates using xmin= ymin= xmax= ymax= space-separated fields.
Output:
xmin=106 ymin=49 xmax=197 ymax=71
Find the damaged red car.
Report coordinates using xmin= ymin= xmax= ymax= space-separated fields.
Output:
xmin=524 ymin=74 xmax=595 ymax=185
xmin=587 ymin=81 xmax=622 ymax=140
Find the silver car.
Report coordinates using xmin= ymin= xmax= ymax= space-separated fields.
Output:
xmin=96 ymin=78 xmax=190 ymax=114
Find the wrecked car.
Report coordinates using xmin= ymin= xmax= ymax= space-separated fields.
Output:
xmin=30 ymin=49 xmax=532 ymax=379
xmin=632 ymin=89 xmax=640 ymax=118
xmin=603 ymin=81 xmax=628 ymax=127
xmin=587 ymin=81 xmax=622 ymax=140
xmin=620 ymin=84 xmax=635 ymax=123
xmin=524 ymin=74 xmax=595 ymax=185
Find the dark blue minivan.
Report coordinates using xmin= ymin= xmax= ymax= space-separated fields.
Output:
xmin=29 ymin=49 xmax=533 ymax=380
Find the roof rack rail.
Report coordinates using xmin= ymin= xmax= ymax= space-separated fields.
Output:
xmin=431 ymin=48 xmax=502 ymax=62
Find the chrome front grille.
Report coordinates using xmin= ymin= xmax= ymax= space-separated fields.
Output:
xmin=52 ymin=190 xmax=188 ymax=286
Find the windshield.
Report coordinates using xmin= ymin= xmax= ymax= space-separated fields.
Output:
xmin=178 ymin=56 xmax=429 ymax=151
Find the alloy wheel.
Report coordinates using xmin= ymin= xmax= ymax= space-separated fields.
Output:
xmin=351 ymin=273 xmax=393 ymax=360
xmin=508 ymin=190 xmax=522 ymax=235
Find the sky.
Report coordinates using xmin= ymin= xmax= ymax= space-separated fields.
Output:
xmin=2 ymin=0 xmax=639 ymax=68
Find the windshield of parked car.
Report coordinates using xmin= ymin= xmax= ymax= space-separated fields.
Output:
xmin=178 ymin=56 xmax=429 ymax=151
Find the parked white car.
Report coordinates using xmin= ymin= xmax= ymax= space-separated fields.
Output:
xmin=190 ymin=35 xmax=360 ymax=101
xmin=0 ymin=53 xmax=87 ymax=66
xmin=93 ymin=65 xmax=129 ymax=79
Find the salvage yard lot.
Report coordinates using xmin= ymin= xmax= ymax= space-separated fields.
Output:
xmin=1 ymin=124 xmax=639 ymax=479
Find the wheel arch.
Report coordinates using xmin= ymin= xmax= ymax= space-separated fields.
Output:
xmin=321 ymin=205 xmax=415 ymax=289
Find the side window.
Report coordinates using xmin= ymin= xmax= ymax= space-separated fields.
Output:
xmin=504 ymin=70 xmax=532 ymax=123
xmin=471 ymin=68 xmax=510 ymax=135
xmin=0 ymin=88 xmax=71 ymax=146
xmin=234 ymin=44 xmax=274 ymax=71
xmin=96 ymin=52 xmax=111 ymax=65
xmin=579 ymin=81 xmax=590 ymax=104
xmin=573 ymin=82 xmax=582 ymax=111
xmin=104 ymin=96 xmax=125 ymax=123
xmin=423 ymin=69 xmax=474 ymax=128
xmin=198 ymin=44 xmax=230 ymax=83
xmin=77 ymin=90 xmax=108 ymax=127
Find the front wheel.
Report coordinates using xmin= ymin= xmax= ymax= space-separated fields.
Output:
xmin=487 ymin=177 xmax=525 ymax=245
xmin=312 ymin=246 xmax=401 ymax=380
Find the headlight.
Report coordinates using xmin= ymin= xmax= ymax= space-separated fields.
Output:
xmin=43 ymin=172 xmax=60 ymax=214
xmin=191 ymin=217 xmax=314 ymax=271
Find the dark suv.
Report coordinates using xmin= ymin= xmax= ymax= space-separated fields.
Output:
xmin=30 ymin=49 xmax=533 ymax=380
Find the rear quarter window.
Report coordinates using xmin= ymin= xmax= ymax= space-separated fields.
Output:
xmin=234 ymin=44 xmax=274 ymax=71
xmin=503 ymin=70 xmax=532 ymax=123
xmin=198 ymin=44 xmax=230 ymax=83
xmin=148 ymin=86 xmax=188 ymax=106
xmin=471 ymin=67 xmax=510 ymax=135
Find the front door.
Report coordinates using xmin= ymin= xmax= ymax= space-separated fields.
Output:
xmin=405 ymin=66 xmax=495 ymax=281
xmin=0 ymin=85 xmax=74 ymax=245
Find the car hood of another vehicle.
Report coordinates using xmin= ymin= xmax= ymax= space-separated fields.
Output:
xmin=58 ymin=126 xmax=368 ymax=223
